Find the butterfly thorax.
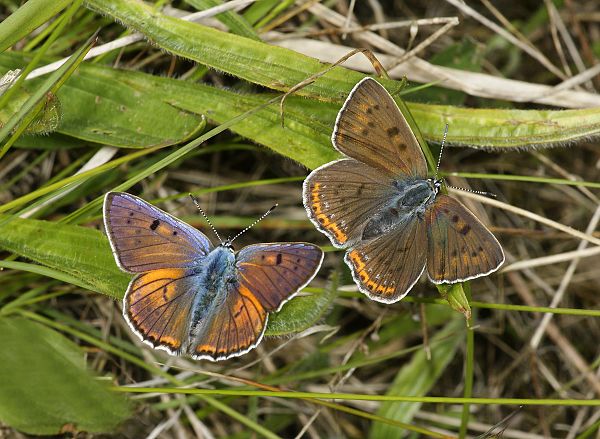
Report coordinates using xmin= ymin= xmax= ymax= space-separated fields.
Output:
xmin=362 ymin=178 xmax=439 ymax=241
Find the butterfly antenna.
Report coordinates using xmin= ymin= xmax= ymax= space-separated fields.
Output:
xmin=229 ymin=204 xmax=278 ymax=244
xmin=189 ymin=194 xmax=223 ymax=244
xmin=448 ymin=185 xmax=497 ymax=198
xmin=435 ymin=123 xmax=449 ymax=179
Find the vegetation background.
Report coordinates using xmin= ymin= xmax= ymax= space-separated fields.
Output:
xmin=0 ymin=0 xmax=599 ymax=437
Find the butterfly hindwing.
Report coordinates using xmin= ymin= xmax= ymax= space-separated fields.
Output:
xmin=303 ymin=158 xmax=397 ymax=248
xmin=345 ymin=217 xmax=427 ymax=303
xmin=332 ymin=78 xmax=428 ymax=178
xmin=192 ymin=283 xmax=268 ymax=361
xmin=191 ymin=242 xmax=323 ymax=360
xmin=236 ymin=243 xmax=324 ymax=311
xmin=104 ymin=192 xmax=212 ymax=273
xmin=426 ymin=194 xmax=505 ymax=283
xmin=124 ymin=268 xmax=198 ymax=354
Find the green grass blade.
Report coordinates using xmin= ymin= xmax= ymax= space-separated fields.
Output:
xmin=0 ymin=31 xmax=96 ymax=159
xmin=0 ymin=0 xmax=73 ymax=53
xmin=0 ymin=0 xmax=82 ymax=114
xmin=185 ymin=0 xmax=259 ymax=40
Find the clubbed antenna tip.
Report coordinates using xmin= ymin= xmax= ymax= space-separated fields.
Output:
xmin=229 ymin=203 xmax=278 ymax=244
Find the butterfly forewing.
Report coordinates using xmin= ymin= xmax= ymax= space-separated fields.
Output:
xmin=124 ymin=268 xmax=198 ymax=353
xmin=236 ymin=243 xmax=323 ymax=311
xmin=332 ymin=78 xmax=427 ymax=178
xmin=104 ymin=192 xmax=212 ymax=272
xmin=345 ymin=218 xmax=427 ymax=303
xmin=303 ymin=159 xmax=398 ymax=248
xmin=426 ymin=195 xmax=505 ymax=283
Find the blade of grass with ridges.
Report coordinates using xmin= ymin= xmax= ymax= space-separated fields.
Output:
xmin=0 ymin=0 xmax=73 ymax=53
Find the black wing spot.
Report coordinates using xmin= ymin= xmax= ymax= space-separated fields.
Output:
xmin=296 ymin=258 xmax=301 ymax=263
xmin=150 ymin=219 xmax=160 ymax=230
xmin=173 ymin=230 xmax=178 ymax=236
xmin=386 ymin=126 xmax=400 ymax=137
xmin=361 ymin=128 xmax=369 ymax=136
xmin=451 ymin=215 xmax=459 ymax=223
xmin=129 ymin=212 xmax=134 ymax=217
xmin=162 ymin=286 xmax=168 ymax=302
xmin=459 ymin=225 xmax=471 ymax=235
xmin=276 ymin=253 xmax=283 ymax=265
xmin=366 ymin=107 xmax=373 ymax=114
xmin=126 ymin=219 xmax=131 ymax=224
xmin=373 ymin=104 xmax=380 ymax=110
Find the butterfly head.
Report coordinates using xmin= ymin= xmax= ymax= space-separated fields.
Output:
xmin=220 ymin=239 xmax=235 ymax=252
xmin=427 ymin=177 xmax=443 ymax=195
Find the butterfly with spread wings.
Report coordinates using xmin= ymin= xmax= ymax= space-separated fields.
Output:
xmin=104 ymin=192 xmax=323 ymax=360
xmin=303 ymin=78 xmax=504 ymax=304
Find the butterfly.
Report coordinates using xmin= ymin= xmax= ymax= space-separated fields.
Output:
xmin=303 ymin=78 xmax=504 ymax=304
xmin=103 ymin=192 xmax=323 ymax=361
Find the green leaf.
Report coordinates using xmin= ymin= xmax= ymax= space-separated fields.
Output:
xmin=266 ymin=271 xmax=338 ymax=336
xmin=0 ymin=52 xmax=206 ymax=148
xmin=0 ymin=0 xmax=73 ymax=53
xmin=0 ymin=31 xmax=96 ymax=159
xmin=369 ymin=317 xmax=464 ymax=437
xmin=0 ymin=90 xmax=61 ymax=134
xmin=0 ymin=316 xmax=131 ymax=435
xmin=0 ymin=215 xmax=129 ymax=298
